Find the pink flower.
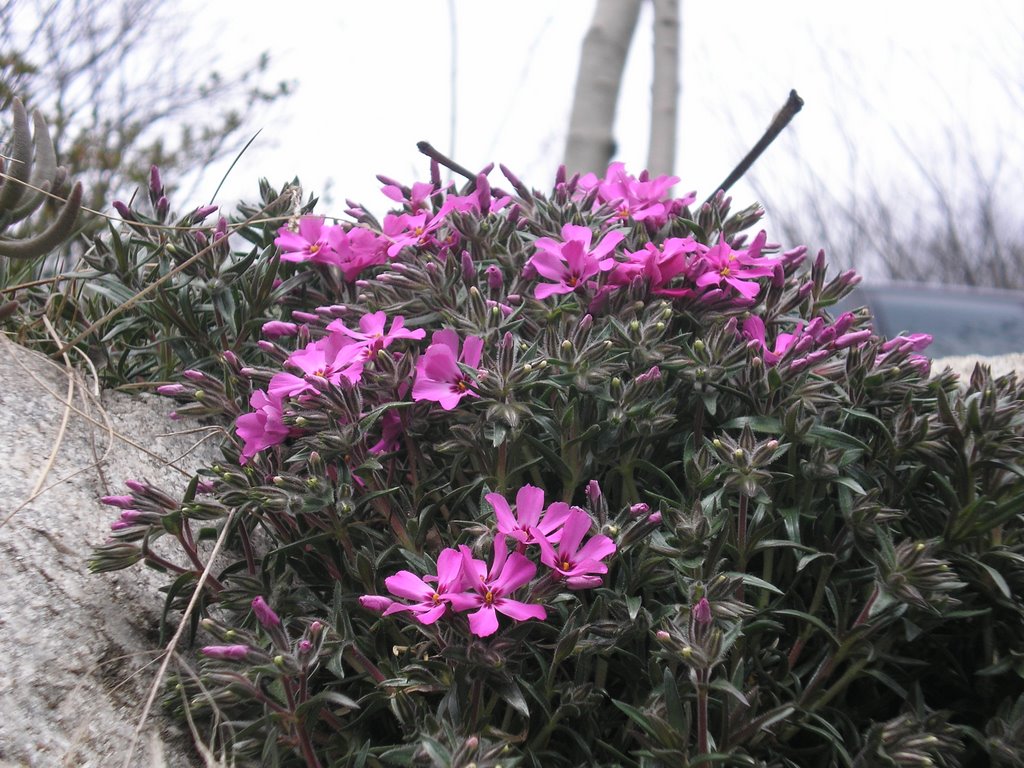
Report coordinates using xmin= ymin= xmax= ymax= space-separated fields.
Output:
xmin=528 ymin=223 xmax=624 ymax=299
xmin=742 ymin=316 xmax=803 ymax=366
xmin=447 ymin=538 xmax=546 ymax=637
xmin=235 ymin=389 xmax=289 ymax=463
xmin=579 ymin=162 xmax=683 ymax=225
xmin=444 ymin=173 xmax=512 ymax=216
xmin=381 ymin=180 xmax=442 ymax=212
xmin=368 ymin=409 xmax=404 ymax=454
xmin=275 ymin=217 xmax=344 ymax=265
xmin=608 ymin=237 xmax=706 ymax=293
xmin=334 ymin=226 xmax=389 ymax=281
xmin=380 ymin=548 xmax=466 ymax=625
xmin=536 ymin=507 xmax=616 ymax=589
xmin=327 ymin=311 xmax=425 ymax=361
xmin=693 ymin=231 xmax=777 ymax=301
xmin=382 ymin=209 xmax=450 ymax=257
xmin=268 ymin=333 xmax=364 ymax=399
xmin=486 ymin=484 xmax=573 ymax=545
xmin=412 ymin=329 xmax=484 ymax=410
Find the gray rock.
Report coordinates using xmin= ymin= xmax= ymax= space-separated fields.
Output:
xmin=0 ymin=337 xmax=220 ymax=767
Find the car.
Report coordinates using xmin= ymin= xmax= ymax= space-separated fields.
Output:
xmin=832 ymin=282 xmax=1024 ymax=358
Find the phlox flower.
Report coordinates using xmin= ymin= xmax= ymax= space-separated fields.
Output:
xmin=608 ymin=237 xmax=706 ymax=293
xmin=268 ymin=333 xmax=364 ymax=399
xmin=327 ymin=311 xmax=425 ymax=361
xmin=579 ymin=161 xmax=682 ymax=224
xmin=235 ymin=389 xmax=289 ymax=463
xmin=381 ymin=180 xmax=443 ymax=212
xmin=742 ymin=316 xmax=804 ymax=366
xmin=376 ymin=548 xmax=467 ymax=625
xmin=382 ymin=209 xmax=451 ymax=257
xmin=444 ymin=173 xmax=511 ymax=216
xmin=412 ymin=329 xmax=484 ymax=410
xmin=333 ymin=226 xmax=389 ymax=281
xmin=535 ymin=507 xmax=617 ymax=590
xmin=528 ymin=223 xmax=624 ymax=299
xmin=275 ymin=216 xmax=344 ymax=265
xmin=693 ymin=231 xmax=777 ymax=301
xmin=368 ymin=409 xmax=404 ymax=455
xmin=486 ymin=484 xmax=573 ymax=545
xmin=447 ymin=536 xmax=546 ymax=637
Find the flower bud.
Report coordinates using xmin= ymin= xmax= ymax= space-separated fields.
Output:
xmin=692 ymin=597 xmax=712 ymax=625
xmin=201 ymin=644 xmax=249 ymax=660
xmin=112 ymin=200 xmax=135 ymax=221
xmin=252 ymin=596 xmax=281 ymax=629
xmin=629 ymin=502 xmax=650 ymax=517
xmin=101 ymin=495 xmax=135 ymax=508
xmin=261 ymin=320 xmax=299 ymax=338
xmin=485 ymin=265 xmax=503 ymax=290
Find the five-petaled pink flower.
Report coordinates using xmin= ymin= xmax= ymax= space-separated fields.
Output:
xmin=528 ymin=223 xmax=624 ymax=299
xmin=378 ymin=548 xmax=467 ymax=625
xmin=486 ymin=484 xmax=573 ymax=546
xmin=742 ymin=316 xmax=803 ymax=366
xmin=447 ymin=537 xmax=547 ymax=637
xmin=235 ymin=389 xmax=289 ymax=463
xmin=268 ymin=333 xmax=364 ymax=399
xmin=412 ymin=329 xmax=484 ymax=410
xmin=535 ymin=507 xmax=617 ymax=589
xmin=578 ymin=161 xmax=686 ymax=225
xmin=275 ymin=217 xmax=344 ymax=265
xmin=327 ymin=311 xmax=425 ymax=361
xmin=694 ymin=231 xmax=777 ymax=301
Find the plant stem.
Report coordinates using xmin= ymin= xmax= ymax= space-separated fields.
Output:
xmin=696 ymin=669 xmax=709 ymax=754
xmin=736 ymin=492 xmax=749 ymax=602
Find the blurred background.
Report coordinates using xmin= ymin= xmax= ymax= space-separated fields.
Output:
xmin=3 ymin=0 xmax=1023 ymax=349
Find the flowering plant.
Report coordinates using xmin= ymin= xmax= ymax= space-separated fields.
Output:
xmin=82 ymin=156 xmax=1024 ymax=768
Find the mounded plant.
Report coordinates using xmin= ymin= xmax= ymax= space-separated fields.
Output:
xmin=62 ymin=151 xmax=1024 ymax=767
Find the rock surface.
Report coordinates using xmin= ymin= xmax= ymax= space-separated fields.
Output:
xmin=0 ymin=336 xmax=1018 ymax=767
xmin=0 ymin=337 xmax=219 ymax=768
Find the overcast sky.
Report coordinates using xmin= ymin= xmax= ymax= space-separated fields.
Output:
xmin=182 ymin=1 xmax=1021 ymax=250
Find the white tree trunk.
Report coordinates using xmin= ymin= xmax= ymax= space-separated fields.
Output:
xmin=647 ymin=0 xmax=680 ymax=177
xmin=563 ymin=0 xmax=643 ymax=176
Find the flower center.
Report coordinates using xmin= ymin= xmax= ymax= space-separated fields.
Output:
xmin=484 ymin=589 xmax=495 ymax=605
xmin=431 ymin=592 xmax=441 ymax=605
xmin=451 ymin=377 xmax=470 ymax=394
xmin=561 ymin=558 xmax=572 ymax=572
xmin=309 ymin=242 xmax=322 ymax=256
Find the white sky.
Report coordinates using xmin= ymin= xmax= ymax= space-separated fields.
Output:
xmin=181 ymin=1 xmax=1022 ymax=250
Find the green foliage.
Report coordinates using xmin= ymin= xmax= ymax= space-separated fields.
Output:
xmin=73 ymin=161 xmax=1024 ymax=767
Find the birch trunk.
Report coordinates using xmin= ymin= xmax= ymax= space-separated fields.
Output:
xmin=563 ymin=0 xmax=643 ymax=176
xmin=647 ymin=0 xmax=680 ymax=177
